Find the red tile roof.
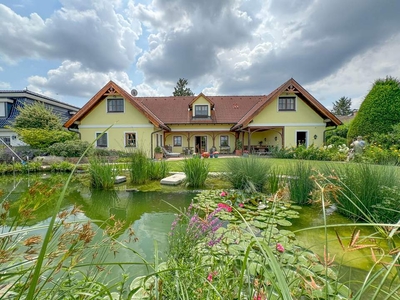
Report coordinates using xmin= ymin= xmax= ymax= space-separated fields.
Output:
xmin=64 ymin=78 xmax=342 ymax=130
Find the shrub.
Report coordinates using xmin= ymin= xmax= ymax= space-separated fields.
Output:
xmin=225 ymin=156 xmax=270 ymax=192
xmin=14 ymin=128 xmax=75 ymax=149
xmin=182 ymin=156 xmax=209 ymax=188
xmin=348 ymin=76 xmax=400 ymax=139
xmin=48 ymin=140 xmax=92 ymax=157
xmin=147 ymin=159 xmax=170 ymax=180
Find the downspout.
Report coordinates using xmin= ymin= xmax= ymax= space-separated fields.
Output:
xmin=151 ymin=129 xmax=164 ymax=159
xmin=323 ymin=125 xmax=337 ymax=145
xmin=68 ymin=127 xmax=81 ymax=139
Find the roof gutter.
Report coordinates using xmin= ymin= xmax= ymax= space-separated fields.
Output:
xmin=67 ymin=127 xmax=81 ymax=139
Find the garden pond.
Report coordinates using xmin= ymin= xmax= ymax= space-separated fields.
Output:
xmin=0 ymin=173 xmax=397 ymax=291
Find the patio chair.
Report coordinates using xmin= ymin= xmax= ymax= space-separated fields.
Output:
xmin=162 ymin=147 xmax=181 ymax=158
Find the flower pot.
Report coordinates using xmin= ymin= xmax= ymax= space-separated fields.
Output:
xmin=235 ymin=150 xmax=242 ymax=156
xmin=154 ymin=152 xmax=163 ymax=160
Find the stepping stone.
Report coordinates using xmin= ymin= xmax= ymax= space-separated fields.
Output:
xmin=160 ymin=173 xmax=186 ymax=185
xmin=115 ymin=176 xmax=126 ymax=184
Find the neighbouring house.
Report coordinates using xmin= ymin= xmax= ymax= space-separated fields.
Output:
xmin=0 ymin=89 xmax=80 ymax=146
xmin=64 ymin=78 xmax=342 ymax=158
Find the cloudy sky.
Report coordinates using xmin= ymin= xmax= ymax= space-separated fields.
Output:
xmin=0 ymin=0 xmax=399 ymax=110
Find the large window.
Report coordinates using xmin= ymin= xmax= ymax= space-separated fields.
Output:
xmin=125 ymin=133 xmax=137 ymax=147
xmin=194 ymin=105 xmax=208 ymax=117
xmin=96 ymin=132 xmax=108 ymax=148
xmin=278 ymin=97 xmax=296 ymax=111
xmin=107 ymin=98 xmax=124 ymax=113
xmin=220 ymin=135 xmax=229 ymax=146
xmin=173 ymin=136 xmax=182 ymax=147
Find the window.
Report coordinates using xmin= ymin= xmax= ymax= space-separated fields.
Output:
xmin=220 ymin=135 xmax=229 ymax=146
xmin=173 ymin=136 xmax=182 ymax=147
xmin=96 ymin=132 xmax=108 ymax=147
xmin=278 ymin=97 xmax=296 ymax=111
xmin=194 ymin=105 xmax=208 ymax=117
xmin=107 ymin=98 xmax=124 ymax=113
xmin=0 ymin=136 xmax=10 ymax=145
xmin=125 ymin=133 xmax=137 ymax=147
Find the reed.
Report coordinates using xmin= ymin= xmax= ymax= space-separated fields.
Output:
xmin=225 ymin=156 xmax=271 ymax=192
xmin=181 ymin=156 xmax=209 ymax=188
xmin=129 ymin=149 xmax=149 ymax=184
xmin=88 ymin=156 xmax=117 ymax=189
xmin=286 ymin=160 xmax=314 ymax=205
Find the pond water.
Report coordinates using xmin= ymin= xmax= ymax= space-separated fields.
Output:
xmin=1 ymin=173 xmax=396 ymax=289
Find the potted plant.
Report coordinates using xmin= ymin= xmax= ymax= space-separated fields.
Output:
xmin=154 ymin=146 xmax=163 ymax=159
xmin=235 ymin=140 xmax=243 ymax=156
xmin=213 ymin=151 xmax=219 ymax=158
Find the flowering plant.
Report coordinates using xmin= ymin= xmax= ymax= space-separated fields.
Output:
xmin=201 ymin=152 xmax=210 ymax=158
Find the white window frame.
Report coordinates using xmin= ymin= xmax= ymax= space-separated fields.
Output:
xmin=107 ymin=98 xmax=124 ymax=113
xmin=96 ymin=132 xmax=108 ymax=148
xmin=124 ymin=132 xmax=137 ymax=147
xmin=173 ymin=136 xmax=182 ymax=147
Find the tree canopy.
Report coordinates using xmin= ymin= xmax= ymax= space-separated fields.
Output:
xmin=331 ymin=96 xmax=352 ymax=116
xmin=13 ymin=102 xmax=63 ymax=130
xmin=347 ymin=76 xmax=400 ymax=140
xmin=10 ymin=102 xmax=75 ymax=149
xmin=173 ymin=78 xmax=194 ymax=96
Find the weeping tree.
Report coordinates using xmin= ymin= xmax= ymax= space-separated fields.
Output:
xmin=10 ymin=102 xmax=75 ymax=149
xmin=348 ymin=76 xmax=400 ymax=140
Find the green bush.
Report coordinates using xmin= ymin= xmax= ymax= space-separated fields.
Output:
xmin=14 ymin=128 xmax=75 ymax=149
xmin=326 ymin=135 xmax=347 ymax=147
xmin=348 ymin=76 xmax=400 ymax=139
xmin=129 ymin=149 xmax=150 ymax=184
xmin=48 ymin=140 xmax=92 ymax=157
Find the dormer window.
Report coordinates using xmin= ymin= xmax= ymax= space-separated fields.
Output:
xmin=107 ymin=98 xmax=124 ymax=113
xmin=194 ymin=105 xmax=208 ymax=118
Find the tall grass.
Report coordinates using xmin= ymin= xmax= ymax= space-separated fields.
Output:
xmin=322 ymin=163 xmax=397 ymax=220
xmin=181 ymin=156 xmax=209 ymax=188
xmin=225 ymin=156 xmax=271 ymax=192
xmin=88 ymin=156 xmax=117 ymax=189
xmin=148 ymin=159 xmax=170 ymax=180
xmin=129 ymin=149 xmax=150 ymax=184
xmin=286 ymin=160 xmax=314 ymax=205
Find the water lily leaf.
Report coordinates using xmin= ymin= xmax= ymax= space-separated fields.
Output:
xmin=276 ymin=219 xmax=292 ymax=226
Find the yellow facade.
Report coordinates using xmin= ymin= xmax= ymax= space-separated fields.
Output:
xmin=250 ymin=95 xmax=326 ymax=148
xmin=79 ymin=97 xmax=155 ymax=155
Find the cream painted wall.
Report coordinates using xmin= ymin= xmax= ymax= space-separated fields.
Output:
xmin=79 ymin=97 xmax=155 ymax=154
xmin=251 ymin=94 xmax=327 ymax=148
xmin=192 ymin=96 xmax=211 ymax=117
xmin=252 ymin=94 xmax=324 ymax=125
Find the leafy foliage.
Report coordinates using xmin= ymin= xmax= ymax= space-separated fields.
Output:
xmin=13 ymin=102 xmax=63 ymax=130
xmin=14 ymin=128 xmax=75 ymax=149
xmin=173 ymin=78 xmax=194 ymax=96
xmin=48 ymin=140 xmax=92 ymax=157
xmin=348 ymin=76 xmax=400 ymax=139
xmin=325 ymin=123 xmax=350 ymax=145
xmin=331 ymin=96 xmax=352 ymax=116
xmin=182 ymin=156 xmax=209 ymax=188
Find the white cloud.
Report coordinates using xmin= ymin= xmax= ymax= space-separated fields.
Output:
xmin=0 ymin=81 xmax=10 ymax=89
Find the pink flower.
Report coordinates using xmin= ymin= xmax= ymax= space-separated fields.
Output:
xmin=217 ymin=203 xmax=232 ymax=212
xmin=220 ymin=191 xmax=227 ymax=197
xmin=276 ymin=243 xmax=285 ymax=253
xmin=239 ymin=203 xmax=244 ymax=208
xmin=207 ymin=271 xmax=218 ymax=282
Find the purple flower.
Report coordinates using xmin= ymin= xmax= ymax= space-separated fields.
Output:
xmin=276 ymin=243 xmax=285 ymax=253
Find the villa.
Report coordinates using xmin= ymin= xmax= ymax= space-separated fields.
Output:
xmin=64 ymin=78 xmax=341 ymax=158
